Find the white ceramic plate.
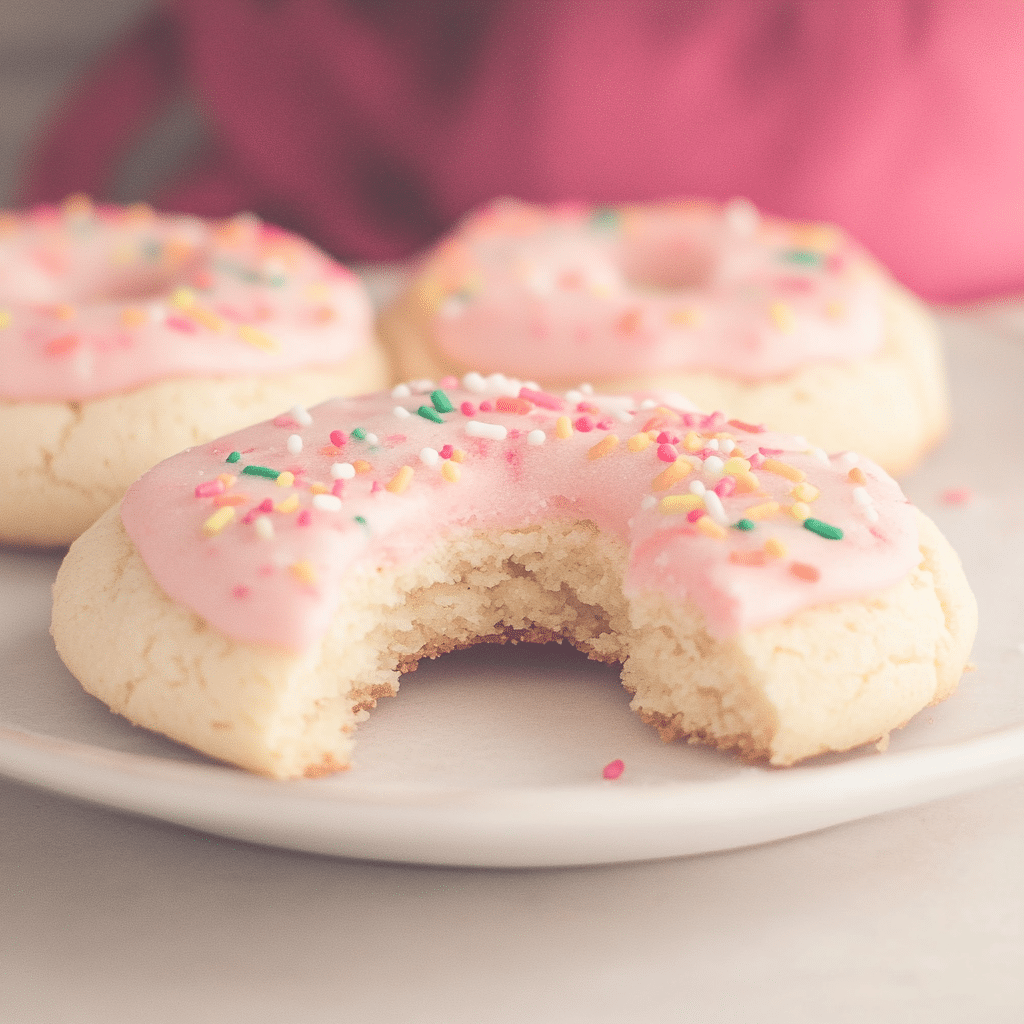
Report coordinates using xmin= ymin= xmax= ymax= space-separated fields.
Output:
xmin=2 ymin=309 xmax=1023 ymax=868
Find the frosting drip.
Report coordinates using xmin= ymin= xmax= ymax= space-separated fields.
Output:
xmin=413 ymin=198 xmax=885 ymax=381
xmin=120 ymin=373 xmax=919 ymax=653
xmin=0 ymin=198 xmax=373 ymax=401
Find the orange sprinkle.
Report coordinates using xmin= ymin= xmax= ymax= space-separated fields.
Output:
xmin=450 ymin=449 xmax=466 ymax=464
xmin=213 ymin=494 xmax=249 ymax=507
xmin=442 ymin=461 xmax=461 ymax=483
xmin=660 ymin=494 xmax=703 ymax=514
xmin=44 ymin=334 xmax=79 ymax=357
xmin=696 ymin=517 xmax=727 ymax=540
xmin=761 ymin=458 xmax=805 ymax=483
xmin=120 ymin=307 xmax=148 ymax=328
xmin=353 ymin=459 xmax=372 ymax=474
xmin=627 ymin=432 xmax=653 ymax=452
xmin=744 ymin=501 xmax=781 ymax=521
xmin=237 ymin=324 xmax=279 ymax=352
xmin=312 ymin=305 xmax=336 ymax=323
xmin=588 ymin=434 xmax=619 ymax=460
xmin=386 ymin=465 xmax=414 ymax=494
xmin=764 ymin=537 xmax=787 ymax=559
xmin=768 ymin=302 xmax=795 ymax=332
xmin=190 ymin=306 xmax=226 ymax=332
xmin=320 ymin=445 xmax=341 ymax=457
xmin=652 ymin=460 xmax=693 ymax=491
xmin=729 ymin=549 xmax=768 ymax=567
xmin=555 ymin=415 xmax=573 ymax=439
xmin=669 ymin=307 xmax=701 ymax=327
xmin=310 ymin=482 xmax=330 ymax=495
xmin=848 ymin=467 xmax=867 ymax=485
xmin=202 ymin=506 xmax=235 ymax=536
xmin=790 ymin=562 xmax=821 ymax=582
xmin=290 ymin=560 xmax=317 ymax=585
xmin=496 ymin=396 xmax=534 ymax=415
xmin=52 ymin=303 xmax=76 ymax=321
xmin=733 ymin=472 xmax=760 ymax=494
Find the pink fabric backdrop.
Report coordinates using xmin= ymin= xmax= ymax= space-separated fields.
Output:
xmin=19 ymin=0 xmax=1024 ymax=302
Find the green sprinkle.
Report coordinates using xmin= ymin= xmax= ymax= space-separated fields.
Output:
xmin=241 ymin=465 xmax=280 ymax=479
xmin=354 ymin=515 xmax=368 ymax=527
xmin=589 ymin=207 xmax=619 ymax=231
xmin=430 ymin=389 xmax=455 ymax=414
xmin=732 ymin=519 xmax=755 ymax=531
xmin=141 ymin=239 xmax=162 ymax=261
xmin=351 ymin=427 xmax=367 ymax=440
xmin=417 ymin=405 xmax=445 ymax=424
xmin=803 ymin=517 xmax=844 ymax=540
xmin=225 ymin=451 xmax=241 ymax=464
xmin=783 ymin=250 xmax=823 ymax=267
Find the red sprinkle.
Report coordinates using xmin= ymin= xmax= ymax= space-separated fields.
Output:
xmin=714 ymin=476 xmax=736 ymax=498
xmin=519 ymin=387 xmax=565 ymax=411
xmin=496 ymin=396 xmax=534 ymax=415
xmin=602 ymin=759 xmax=625 ymax=780
xmin=194 ymin=480 xmax=226 ymax=498
xmin=940 ymin=487 xmax=973 ymax=506
xmin=330 ymin=430 xmax=347 ymax=447
xmin=297 ymin=510 xmax=312 ymax=527
xmin=460 ymin=401 xmax=477 ymax=416
xmin=575 ymin=416 xmax=595 ymax=433
xmin=479 ymin=400 xmax=494 ymax=412
xmin=439 ymin=444 xmax=454 ymax=460
xmin=657 ymin=443 xmax=678 ymax=462
xmin=331 ymin=480 xmax=344 ymax=497
xmin=728 ymin=419 xmax=766 ymax=433
xmin=686 ymin=508 xmax=705 ymax=523
xmin=231 ymin=585 xmax=250 ymax=600
xmin=748 ymin=452 xmax=766 ymax=469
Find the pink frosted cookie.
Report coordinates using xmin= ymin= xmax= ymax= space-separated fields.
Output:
xmin=51 ymin=373 xmax=976 ymax=779
xmin=382 ymin=198 xmax=947 ymax=475
xmin=0 ymin=196 xmax=390 ymax=546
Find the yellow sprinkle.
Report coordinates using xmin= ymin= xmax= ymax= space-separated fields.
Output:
xmin=825 ymin=300 xmax=846 ymax=320
xmin=170 ymin=287 xmax=197 ymax=310
xmin=722 ymin=456 xmax=752 ymax=475
xmin=276 ymin=471 xmax=295 ymax=488
xmin=275 ymin=494 xmax=299 ymax=514
xmin=386 ymin=465 xmax=414 ymax=494
xmin=201 ymin=506 xmax=235 ymax=536
xmin=555 ymin=416 xmax=573 ymax=439
xmin=627 ymin=432 xmax=653 ymax=452
xmin=744 ymin=501 xmax=781 ymax=521
xmin=310 ymin=482 xmax=329 ymax=495
xmin=0 ymin=310 xmax=10 ymax=329
xmin=217 ymin=474 xmax=237 ymax=488
xmin=764 ymin=537 xmax=787 ymax=559
xmin=768 ymin=301 xmax=795 ymax=332
xmin=789 ymin=502 xmax=811 ymax=521
xmin=120 ymin=307 xmax=148 ymax=328
xmin=683 ymin=431 xmax=703 ymax=452
xmin=659 ymin=494 xmax=703 ymax=514
xmin=442 ymin=461 xmax=461 ymax=483
xmin=761 ymin=458 xmax=805 ymax=483
xmin=190 ymin=306 xmax=225 ymax=332
xmin=734 ymin=472 xmax=760 ymax=494
xmin=669 ymin=307 xmax=701 ymax=328
xmin=588 ymin=434 xmax=619 ymax=460
xmin=450 ymin=449 xmax=466 ymax=464
xmin=696 ymin=517 xmax=727 ymax=540
xmin=305 ymin=282 xmax=332 ymax=301
xmin=53 ymin=303 xmax=76 ymax=321
xmin=791 ymin=481 xmax=819 ymax=502
xmin=652 ymin=460 xmax=693 ymax=491
xmin=237 ymin=324 xmax=279 ymax=352
xmin=290 ymin=560 xmax=317 ymax=585
xmin=353 ymin=459 xmax=372 ymax=474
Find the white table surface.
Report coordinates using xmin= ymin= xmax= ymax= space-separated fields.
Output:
xmin=4 ymin=300 xmax=1024 ymax=1023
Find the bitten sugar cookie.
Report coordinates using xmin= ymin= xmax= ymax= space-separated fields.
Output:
xmin=51 ymin=374 xmax=976 ymax=779
xmin=0 ymin=196 xmax=390 ymax=546
xmin=382 ymin=198 xmax=948 ymax=475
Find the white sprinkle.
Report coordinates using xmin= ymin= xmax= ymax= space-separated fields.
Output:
xmin=364 ymin=433 xmax=378 ymax=445
xmin=688 ymin=480 xmax=706 ymax=496
xmin=466 ymin=420 xmax=508 ymax=441
xmin=254 ymin=516 xmax=274 ymax=540
xmin=839 ymin=451 xmax=859 ymax=467
xmin=720 ymin=438 xmax=735 ymax=455
xmin=290 ymin=404 xmax=312 ymax=427
xmin=702 ymin=455 xmax=725 ymax=478
xmin=393 ymin=406 xmax=411 ymax=419
xmin=639 ymin=399 xmax=657 ymax=409
xmin=580 ymin=383 xmax=594 ymax=395
xmin=440 ymin=297 xmax=465 ymax=317
xmin=565 ymin=390 xmax=583 ymax=404
xmin=287 ymin=434 xmax=303 ymax=456
xmin=852 ymin=486 xmax=873 ymax=506
xmin=724 ymin=197 xmax=760 ymax=236
xmin=410 ymin=378 xmax=434 ymax=393
xmin=331 ymin=462 xmax=356 ymax=480
xmin=707 ymin=438 xmax=720 ymax=451
xmin=354 ymin=709 xmax=370 ymax=723
xmin=809 ymin=447 xmax=830 ymax=465
xmin=463 ymin=372 xmax=486 ymax=393
xmin=312 ymin=494 xmax=342 ymax=512
xmin=703 ymin=489 xmax=729 ymax=525
xmin=791 ymin=435 xmax=808 ymax=449
xmin=391 ymin=383 xmax=412 ymax=399
xmin=641 ymin=495 xmax=657 ymax=511
xmin=863 ymin=506 xmax=879 ymax=523
xmin=527 ymin=429 xmax=546 ymax=446
xmin=420 ymin=447 xmax=440 ymax=467
xmin=614 ymin=409 xmax=634 ymax=423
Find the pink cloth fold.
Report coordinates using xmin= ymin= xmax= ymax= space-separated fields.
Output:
xmin=19 ymin=0 xmax=1024 ymax=302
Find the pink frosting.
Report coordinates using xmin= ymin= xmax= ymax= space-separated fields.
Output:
xmin=0 ymin=199 xmax=373 ymax=401
xmin=120 ymin=374 xmax=919 ymax=653
xmin=414 ymin=198 xmax=885 ymax=382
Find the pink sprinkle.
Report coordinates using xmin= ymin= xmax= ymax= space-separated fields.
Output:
xmin=602 ymin=759 xmax=625 ymax=781
xmin=166 ymin=314 xmax=197 ymax=334
xmin=519 ymin=387 xmax=565 ymax=411
xmin=702 ymin=412 xmax=726 ymax=430
xmin=439 ymin=444 xmax=454 ymax=459
xmin=439 ymin=375 xmax=459 ymax=389
xmin=460 ymin=401 xmax=477 ymax=416
xmin=681 ymin=413 xmax=700 ymax=427
xmin=697 ymin=448 xmax=718 ymax=460
xmin=508 ymin=428 xmax=521 ymax=440
xmin=714 ymin=476 xmax=736 ymax=498
xmin=256 ymin=499 xmax=274 ymax=514
xmin=330 ymin=430 xmax=347 ymax=447
xmin=331 ymin=480 xmax=344 ymax=497
xmin=297 ymin=510 xmax=312 ymax=527
xmin=758 ymin=447 xmax=784 ymax=457
xmin=686 ymin=508 xmax=705 ymax=522
xmin=241 ymin=510 xmax=258 ymax=525
xmin=940 ymin=487 xmax=973 ymax=506
xmin=370 ymin=480 xmax=383 ymax=494
xmin=479 ymin=400 xmax=494 ymax=412
xmin=748 ymin=452 xmax=766 ymax=469
xmin=596 ymin=417 xmax=614 ymax=431
xmin=194 ymin=480 xmax=226 ymax=498
xmin=656 ymin=431 xmax=679 ymax=444
xmin=273 ymin=414 xmax=297 ymax=428
xmin=576 ymin=402 xmax=599 ymax=414
xmin=231 ymin=585 xmax=250 ymax=600
xmin=657 ymin=443 xmax=678 ymax=462
xmin=575 ymin=416 xmax=595 ymax=433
